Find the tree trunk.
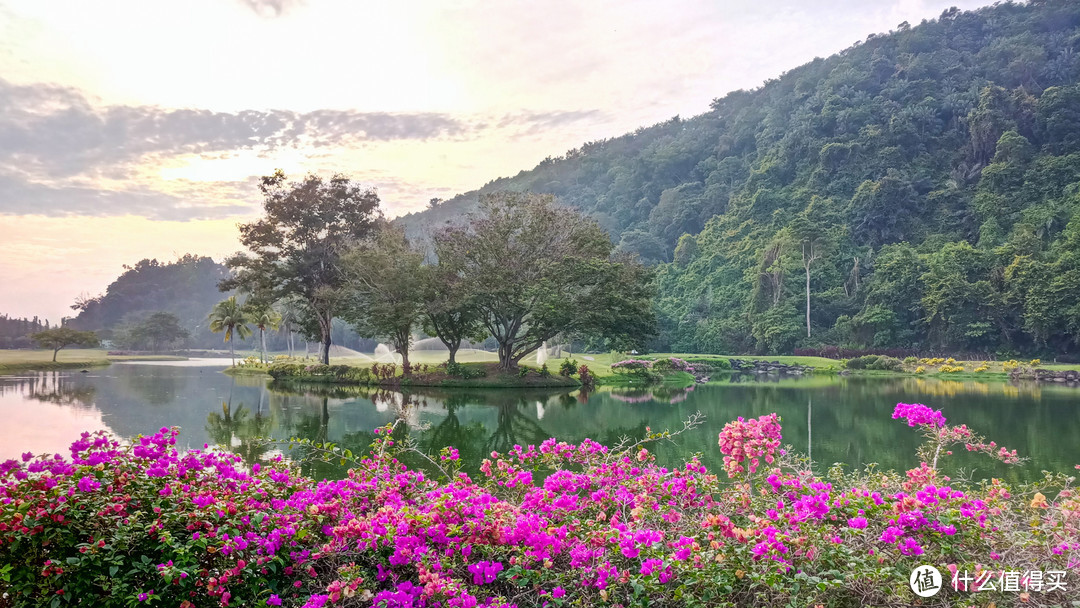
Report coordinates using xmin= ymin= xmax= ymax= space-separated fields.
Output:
xmin=497 ymin=341 xmax=514 ymax=370
xmin=260 ymin=328 xmax=267 ymax=364
xmin=401 ymin=347 xmax=410 ymax=375
xmin=317 ymin=397 xmax=329 ymax=445
xmin=317 ymin=312 xmax=332 ymax=365
xmin=447 ymin=342 xmax=459 ymax=365
xmin=229 ymin=340 xmax=235 ymax=367
xmin=52 ymin=347 xmax=60 ymax=362
xmin=806 ymin=264 xmax=812 ymax=338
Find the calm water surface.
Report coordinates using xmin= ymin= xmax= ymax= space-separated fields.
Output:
xmin=2 ymin=362 xmax=1078 ymax=482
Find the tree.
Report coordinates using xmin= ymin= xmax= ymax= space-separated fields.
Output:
xmin=221 ymin=171 xmax=382 ymax=365
xmin=115 ymin=312 xmax=190 ymax=352
xmin=435 ymin=192 xmax=655 ymax=370
xmin=247 ymin=305 xmax=282 ymax=364
xmin=340 ymin=226 xmax=426 ymax=374
xmin=31 ymin=327 xmax=99 ymax=361
xmin=277 ymin=301 xmax=302 ymax=359
xmin=422 ymin=251 xmax=488 ymax=365
xmin=786 ymin=217 xmax=832 ymax=338
xmin=208 ymin=296 xmax=253 ymax=366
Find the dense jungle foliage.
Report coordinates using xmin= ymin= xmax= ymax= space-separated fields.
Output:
xmin=399 ymin=0 xmax=1080 ymax=357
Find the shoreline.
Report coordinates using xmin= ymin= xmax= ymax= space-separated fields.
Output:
xmin=0 ymin=350 xmax=189 ymax=374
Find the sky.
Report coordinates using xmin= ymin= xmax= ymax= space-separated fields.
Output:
xmin=0 ymin=0 xmax=995 ymax=322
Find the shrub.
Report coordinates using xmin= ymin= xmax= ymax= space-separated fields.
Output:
xmin=842 ymin=355 xmax=878 ymax=369
xmin=559 ymin=359 xmax=578 ymax=377
xmin=446 ymin=362 xmax=486 ymax=379
xmin=0 ymin=429 xmax=326 ymax=606
xmin=539 ymin=363 xmax=551 ymax=378
xmin=577 ymin=364 xmax=594 ymax=388
xmin=866 ymin=355 xmax=903 ymax=371
xmin=903 ymin=356 xmax=918 ymax=365
xmin=914 ymin=365 xmax=926 ymax=373
xmin=651 ymin=357 xmax=695 ymax=373
xmin=266 ymin=362 xmax=372 ymax=383
xmin=518 ymin=365 xmax=530 ymax=377
xmin=610 ymin=359 xmax=661 ymax=381
xmin=845 ymin=355 xmax=903 ymax=371
xmin=651 ymin=357 xmax=674 ymax=372
xmin=1030 ymin=358 xmax=1042 ymax=367
xmin=939 ymin=364 xmax=965 ymax=373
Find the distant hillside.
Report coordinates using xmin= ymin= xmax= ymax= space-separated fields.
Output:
xmin=398 ymin=0 xmax=1080 ymax=356
xmin=67 ymin=255 xmax=383 ymax=353
xmin=68 ymin=255 xmax=237 ymax=349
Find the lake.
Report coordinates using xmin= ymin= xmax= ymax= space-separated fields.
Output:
xmin=2 ymin=361 xmax=1078 ymax=483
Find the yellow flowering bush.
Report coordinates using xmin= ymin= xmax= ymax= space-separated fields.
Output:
xmin=939 ymin=364 xmax=965 ymax=373
xmin=1029 ymin=358 xmax=1042 ymax=367
xmin=1002 ymin=359 xmax=1021 ymax=372
xmin=914 ymin=366 xmax=926 ymax=374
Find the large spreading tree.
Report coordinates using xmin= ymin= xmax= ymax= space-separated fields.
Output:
xmin=340 ymin=226 xmax=426 ymax=373
xmin=30 ymin=328 xmax=100 ymax=362
xmin=221 ymin=170 xmax=382 ymax=364
xmin=435 ymin=192 xmax=655 ymax=370
xmin=114 ymin=311 xmax=190 ymax=352
xmin=422 ymin=248 xmax=487 ymax=365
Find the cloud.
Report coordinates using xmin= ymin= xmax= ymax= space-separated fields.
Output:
xmin=497 ymin=110 xmax=606 ymax=135
xmin=0 ymin=174 xmax=253 ymax=221
xmin=0 ymin=78 xmax=470 ymax=178
xmin=238 ymin=0 xmax=302 ymax=17
xmin=0 ymin=77 xmax=606 ymax=220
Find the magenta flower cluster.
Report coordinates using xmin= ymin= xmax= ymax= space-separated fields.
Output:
xmin=892 ymin=402 xmax=947 ymax=427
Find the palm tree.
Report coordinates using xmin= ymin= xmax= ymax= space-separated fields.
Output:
xmin=249 ymin=306 xmax=282 ymax=364
xmin=208 ymin=296 xmax=252 ymax=366
xmin=278 ymin=303 xmax=301 ymax=358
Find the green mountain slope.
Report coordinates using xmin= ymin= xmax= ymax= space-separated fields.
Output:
xmin=398 ymin=0 xmax=1080 ymax=356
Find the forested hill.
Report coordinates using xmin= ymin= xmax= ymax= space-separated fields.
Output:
xmin=68 ymin=255 xmax=235 ymax=348
xmin=397 ymin=1 xmax=1080 ymax=357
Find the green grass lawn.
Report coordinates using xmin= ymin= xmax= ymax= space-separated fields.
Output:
xmin=0 ymin=349 xmax=187 ymax=373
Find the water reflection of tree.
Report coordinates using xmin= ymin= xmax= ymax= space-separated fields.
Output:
xmin=119 ymin=370 xmax=188 ymax=406
xmin=205 ymin=385 xmax=274 ymax=465
xmin=420 ymin=403 xmax=489 ymax=474
xmin=28 ymin=381 xmax=97 ymax=407
xmin=485 ymin=399 xmax=551 ymax=454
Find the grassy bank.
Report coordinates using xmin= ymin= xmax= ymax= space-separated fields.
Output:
xmin=0 ymin=349 xmax=188 ymax=373
xmin=219 ymin=349 xmax=1080 ymax=386
xmin=262 ymin=360 xmax=584 ymax=388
